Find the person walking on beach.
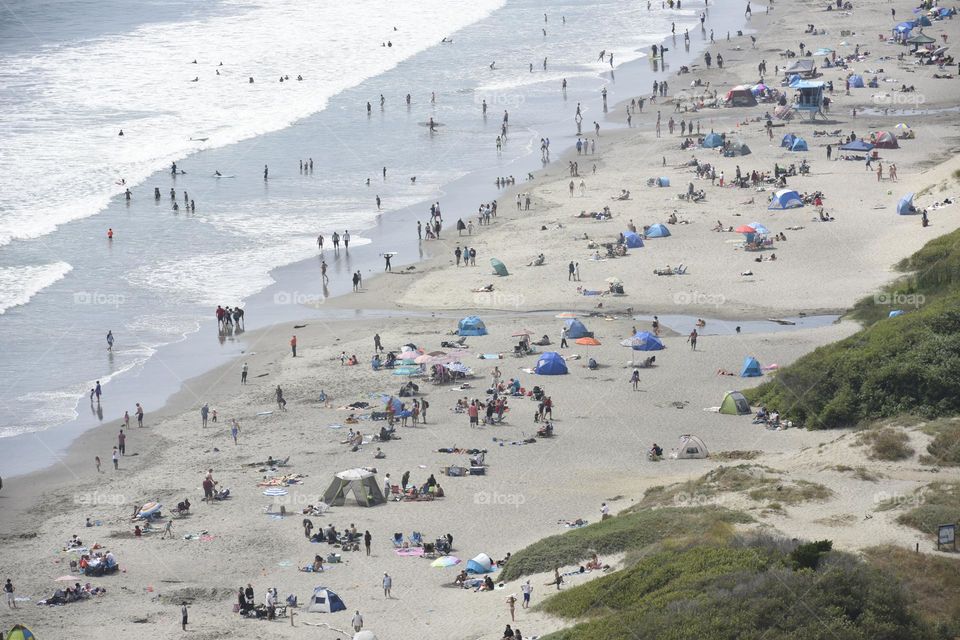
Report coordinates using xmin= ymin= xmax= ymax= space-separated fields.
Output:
xmin=180 ymin=601 xmax=189 ymax=631
xmin=521 ymin=580 xmax=532 ymax=608
xmin=568 ymin=261 xmax=575 ymax=281
xmin=5 ymin=578 xmax=16 ymax=609
xmin=317 ymin=234 xmax=324 ymax=251
xmin=95 ymin=456 xmax=102 ymax=473
xmin=118 ymin=429 xmax=126 ymax=455
xmin=201 ymin=403 xmax=209 ymax=427
xmin=263 ymin=165 xmax=269 ymax=180
xmin=332 ymin=231 xmax=340 ymax=252
xmin=290 ymin=335 xmax=297 ymax=357
xmin=112 ymin=447 xmax=119 ymax=470
xmin=136 ymin=402 xmax=144 ymax=427
xmin=106 ymin=330 xmax=114 ymax=351
xmin=374 ymin=333 xmax=383 ymax=353
xmin=364 ymin=530 xmax=372 ymax=555
xmin=123 ymin=410 xmax=130 ymax=429
xmin=95 ymin=380 xmax=102 ymax=403
xmin=343 ymin=230 xmax=350 ymax=249
xmin=321 ymin=260 xmax=328 ymax=283
xmin=241 ymin=362 xmax=248 ymax=384
xmin=352 ymin=610 xmax=364 ymax=632
xmin=382 ymin=572 xmax=393 ymax=598
xmin=560 ymin=326 xmax=568 ymax=348
xmin=231 ymin=419 xmax=240 ymax=445
xmin=688 ymin=329 xmax=698 ymax=350
xmin=276 ymin=386 xmax=287 ymax=410
xmin=631 ymin=368 xmax=640 ymax=391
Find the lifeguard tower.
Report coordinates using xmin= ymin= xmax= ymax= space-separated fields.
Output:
xmin=793 ymin=80 xmax=826 ymax=120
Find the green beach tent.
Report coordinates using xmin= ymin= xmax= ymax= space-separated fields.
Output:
xmin=719 ymin=391 xmax=751 ymax=415
xmin=490 ymin=258 xmax=509 ymax=276
xmin=7 ymin=625 xmax=37 ymax=640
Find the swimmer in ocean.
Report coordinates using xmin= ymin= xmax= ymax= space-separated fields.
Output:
xmin=489 ymin=61 xmax=496 ymax=70
xmin=214 ymin=170 xmax=222 ymax=177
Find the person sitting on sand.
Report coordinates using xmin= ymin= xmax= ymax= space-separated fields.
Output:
xmin=585 ymin=553 xmax=603 ymax=570
xmin=481 ymin=576 xmax=496 ymax=591
xmin=650 ymin=443 xmax=664 ymax=459
xmin=455 ymin=569 xmax=468 ymax=586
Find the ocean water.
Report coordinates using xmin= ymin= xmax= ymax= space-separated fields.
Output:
xmin=0 ymin=0 xmax=725 ymax=457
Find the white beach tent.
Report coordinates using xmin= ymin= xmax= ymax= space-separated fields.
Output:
xmin=354 ymin=632 xmax=379 ymax=640
xmin=466 ymin=553 xmax=495 ymax=573
xmin=322 ymin=468 xmax=386 ymax=507
xmin=307 ymin=586 xmax=347 ymax=613
xmin=670 ymin=434 xmax=709 ymax=459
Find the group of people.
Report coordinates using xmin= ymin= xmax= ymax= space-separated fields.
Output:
xmin=215 ymin=305 xmax=245 ymax=331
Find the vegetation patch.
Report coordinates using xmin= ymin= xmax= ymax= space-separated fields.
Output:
xmin=896 ymin=482 xmax=960 ymax=535
xmin=858 ymin=427 xmax=916 ymax=461
xmin=640 ymin=465 xmax=832 ymax=509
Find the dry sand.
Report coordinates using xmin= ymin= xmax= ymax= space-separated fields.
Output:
xmin=3 ymin=1 xmax=960 ymax=638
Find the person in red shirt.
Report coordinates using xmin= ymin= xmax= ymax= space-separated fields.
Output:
xmin=290 ymin=335 xmax=297 ymax=357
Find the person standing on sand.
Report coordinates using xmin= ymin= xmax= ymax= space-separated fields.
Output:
xmin=364 ymin=530 xmax=372 ymax=555
xmin=560 ymin=326 xmax=568 ymax=348
xmin=95 ymin=456 xmax=101 ymax=473
xmin=352 ymin=271 xmax=360 ymax=292
xmin=231 ymin=420 xmax=240 ymax=445
xmin=420 ymin=398 xmax=429 ymax=423
xmin=352 ymin=610 xmax=364 ymax=632
xmin=506 ymin=594 xmax=517 ymax=621
xmin=118 ymin=429 xmax=126 ymax=455
xmin=521 ymin=580 xmax=532 ymax=608
xmin=241 ymin=362 xmax=248 ymax=384
xmin=201 ymin=403 xmax=209 ymax=427
xmin=688 ymin=329 xmax=698 ymax=350
xmin=290 ymin=335 xmax=297 ymax=357
xmin=136 ymin=402 xmax=144 ymax=427
xmin=374 ymin=333 xmax=383 ymax=353
xmin=5 ymin=578 xmax=16 ymax=609
xmin=181 ymin=601 xmax=188 ymax=630
xmin=112 ymin=447 xmax=119 ymax=470
xmin=106 ymin=330 xmax=114 ymax=351
xmin=382 ymin=572 xmax=393 ymax=598
xmin=631 ymin=369 xmax=640 ymax=391
xmin=95 ymin=380 xmax=102 ymax=403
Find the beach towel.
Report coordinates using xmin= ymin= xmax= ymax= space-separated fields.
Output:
xmin=263 ymin=488 xmax=288 ymax=496
xmin=395 ymin=547 xmax=425 ymax=557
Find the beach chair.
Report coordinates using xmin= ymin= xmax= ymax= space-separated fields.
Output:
xmin=673 ymin=264 xmax=687 ymax=275
xmin=392 ymin=532 xmax=404 ymax=548
xmin=410 ymin=531 xmax=423 ymax=547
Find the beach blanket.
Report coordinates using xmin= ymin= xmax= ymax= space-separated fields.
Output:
xmin=263 ymin=488 xmax=288 ymax=496
xmin=581 ymin=290 xmax=603 ymax=296
xmin=478 ymin=353 xmax=503 ymax=359
xmin=395 ymin=547 xmax=425 ymax=557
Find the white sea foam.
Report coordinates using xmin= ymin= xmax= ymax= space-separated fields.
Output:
xmin=0 ymin=0 xmax=506 ymax=248
xmin=0 ymin=261 xmax=73 ymax=314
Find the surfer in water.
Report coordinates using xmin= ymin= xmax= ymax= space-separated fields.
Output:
xmin=489 ymin=61 xmax=496 ymax=70
xmin=428 ymin=117 xmax=437 ymax=132
xmin=214 ymin=170 xmax=222 ymax=177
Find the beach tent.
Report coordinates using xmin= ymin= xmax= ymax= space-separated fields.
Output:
xmin=848 ymin=74 xmax=865 ymax=88
xmin=751 ymin=83 xmax=768 ymax=95
xmin=490 ymin=258 xmax=509 ymax=276
xmin=564 ymin=318 xmax=590 ymax=338
xmin=7 ymin=626 xmax=37 ymax=640
xmin=889 ymin=310 xmax=905 ymax=318
xmin=702 ymin=132 xmax=724 ymax=148
xmin=645 ymin=223 xmax=671 ymax=238
xmin=872 ymin=131 xmax=899 ymax=149
xmin=734 ymin=142 xmax=752 ymax=156
xmin=897 ymin=193 xmax=916 ymax=215
xmin=655 ymin=176 xmax=671 ymax=187
xmin=785 ymin=59 xmax=815 ymax=76
xmin=725 ymin=85 xmax=758 ymax=107
xmin=623 ymin=231 xmax=644 ymax=248
xmin=789 ymin=137 xmax=809 ymax=152
xmin=672 ymin=434 xmax=709 ymax=459
xmin=466 ymin=553 xmax=495 ymax=574
xmin=575 ymin=337 xmax=601 ymax=346
xmin=780 ymin=133 xmax=797 ymax=148
xmin=906 ymin=33 xmax=936 ymax=45
xmin=917 ymin=15 xmax=933 ymax=26
xmin=893 ymin=22 xmax=914 ymax=36
xmin=630 ymin=331 xmax=664 ymax=351
xmin=307 ymin=586 xmax=347 ymax=613
xmin=839 ymin=139 xmax=874 ymax=152
xmin=322 ymin=469 xmax=386 ymax=507
xmin=740 ymin=356 xmax=763 ymax=377
xmin=535 ymin=352 xmax=568 ymax=375
xmin=719 ymin=391 xmax=751 ymax=415
xmin=458 ymin=316 xmax=488 ymax=336
xmin=768 ymin=189 xmax=804 ymax=210
xmin=354 ymin=633 xmax=380 ymax=640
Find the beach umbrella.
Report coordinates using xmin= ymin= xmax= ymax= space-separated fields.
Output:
xmin=555 ymin=312 xmax=577 ymax=319
xmin=414 ymin=353 xmax=434 ymax=364
xmin=735 ymin=224 xmax=757 ymax=234
xmin=445 ymin=363 xmax=471 ymax=374
xmin=748 ymin=222 xmax=770 ymax=234
xmin=398 ymin=350 xmax=419 ymax=360
xmin=430 ymin=555 xmax=462 ymax=568
xmin=575 ymin=337 xmax=601 ymax=346
xmin=894 ymin=122 xmax=911 ymax=130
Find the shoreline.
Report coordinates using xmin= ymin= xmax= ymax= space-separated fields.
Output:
xmin=0 ymin=0 xmax=748 ymax=482
xmin=3 ymin=1 xmax=960 ymax=638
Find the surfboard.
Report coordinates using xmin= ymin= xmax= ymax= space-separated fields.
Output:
xmin=419 ymin=121 xmax=445 ymax=127
xmin=382 ymin=251 xmax=398 ymax=257
xmin=190 ymin=137 xmax=209 ymax=142
xmin=213 ymin=174 xmax=236 ymax=178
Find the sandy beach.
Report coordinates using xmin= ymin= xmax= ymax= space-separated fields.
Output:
xmin=3 ymin=0 xmax=960 ymax=638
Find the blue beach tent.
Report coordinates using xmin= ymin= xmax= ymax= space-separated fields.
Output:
xmin=631 ymin=331 xmax=664 ymax=351
xmin=768 ymin=189 xmax=804 ymax=210
xmin=646 ymin=223 xmax=671 ymax=238
xmin=839 ymin=139 xmax=873 ymax=152
xmin=848 ymin=74 xmax=865 ymax=88
xmin=781 ymin=133 xmax=797 ymax=148
xmin=790 ymin=137 xmax=808 ymax=152
xmin=623 ymin=231 xmax=644 ymax=248
xmin=564 ymin=318 xmax=590 ymax=339
xmin=458 ymin=315 xmax=488 ymax=336
xmin=307 ymin=586 xmax=347 ymax=613
xmin=889 ymin=310 xmax=905 ymax=318
xmin=535 ymin=352 xmax=568 ymax=375
xmin=740 ymin=356 xmax=762 ymax=377
xmin=702 ymin=132 xmax=724 ymax=148
xmin=655 ymin=176 xmax=670 ymax=187
xmin=897 ymin=193 xmax=916 ymax=215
